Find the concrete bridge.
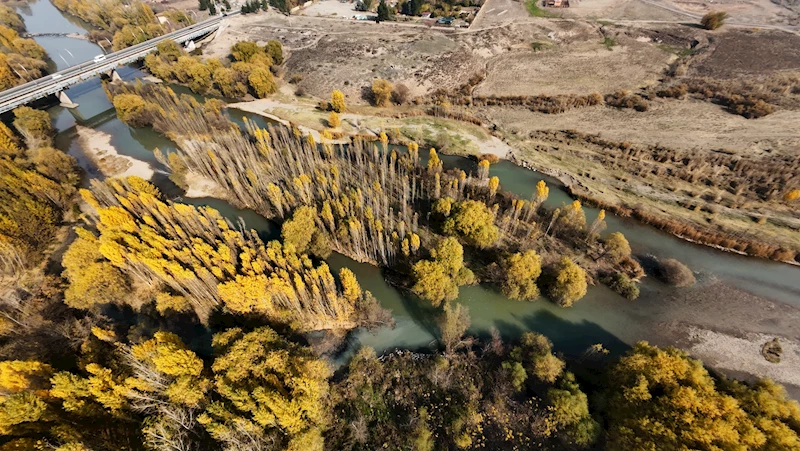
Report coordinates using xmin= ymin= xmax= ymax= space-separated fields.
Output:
xmin=0 ymin=13 xmax=237 ymax=114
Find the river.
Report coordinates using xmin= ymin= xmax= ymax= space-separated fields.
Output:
xmin=18 ymin=0 xmax=800 ymax=390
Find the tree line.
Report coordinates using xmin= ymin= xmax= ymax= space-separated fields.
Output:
xmin=142 ymin=39 xmax=282 ymax=99
xmin=51 ymin=0 xmax=193 ymax=51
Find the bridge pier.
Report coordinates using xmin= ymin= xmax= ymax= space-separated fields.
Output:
xmin=111 ymin=68 xmax=122 ymax=82
xmin=184 ymin=40 xmax=196 ymax=52
xmin=57 ymin=91 xmax=79 ymax=109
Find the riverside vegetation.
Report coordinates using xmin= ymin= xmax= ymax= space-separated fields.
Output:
xmin=0 ymin=35 xmax=799 ymax=451
xmin=0 ymin=6 xmax=51 ymax=89
xmin=51 ymin=0 xmax=193 ymax=51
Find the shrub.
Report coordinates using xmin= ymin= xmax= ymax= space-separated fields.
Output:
xmin=784 ymin=189 xmax=800 ymax=202
xmin=761 ymin=338 xmax=782 ymax=363
xmin=602 ymin=272 xmax=640 ymax=300
xmin=605 ymin=91 xmax=649 ymax=112
xmin=392 ymin=83 xmax=410 ymax=105
xmin=371 ymin=79 xmax=393 ymax=107
xmin=656 ymin=258 xmax=695 ymax=287
xmin=546 ymin=257 xmax=588 ymax=307
xmin=701 ymin=11 xmax=727 ymax=30
xmin=500 ymin=250 xmax=542 ymax=301
xmin=328 ymin=111 xmax=341 ymax=128
xmin=331 ymin=90 xmax=346 ymax=113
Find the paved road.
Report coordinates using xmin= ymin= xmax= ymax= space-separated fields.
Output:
xmin=0 ymin=12 xmax=238 ymax=114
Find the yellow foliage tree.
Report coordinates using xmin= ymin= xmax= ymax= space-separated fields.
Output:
xmin=328 ymin=111 xmax=341 ymax=128
xmin=330 ymin=90 xmax=346 ymax=113
xmin=501 ymin=250 xmax=542 ymax=301
xmin=199 ymin=327 xmax=330 ymax=451
xmin=371 ymin=78 xmax=393 ymax=107
xmin=443 ymin=200 xmax=499 ymax=248
xmin=546 ymin=257 xmax=587 ymax=307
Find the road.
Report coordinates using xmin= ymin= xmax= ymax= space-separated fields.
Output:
xmin=0 ymin=12 xmax=238 ymax=114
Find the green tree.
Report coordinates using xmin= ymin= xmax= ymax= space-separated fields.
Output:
xmin=546 ymin=257 xmax=587 ymax=307
xmin=546 ymin=372 xmax=600 ymax=447
xmin=371 ymin=78 xmax=393 ymax=107
xmin=377 ymin=0 xmax=391 ymax=21
xmin=438 ymin=302 xmax=470 ymax=353
xmin=199 ymin=327 xmax=330 ymax=451
xmin=443 ymin=200 xmax=499 ymax=248
xmin=501 ymin=250 xmax=542 ymax=300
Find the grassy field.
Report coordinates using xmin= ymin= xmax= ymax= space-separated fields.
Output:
xmin=525 ymin=0 xmax=553 ymax=17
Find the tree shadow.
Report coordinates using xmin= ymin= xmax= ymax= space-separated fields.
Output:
xmin=516 ymin=309 xmax=630 ymax=358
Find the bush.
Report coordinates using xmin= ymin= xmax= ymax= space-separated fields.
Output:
xmin=601 ymin=272 xmax=640 ymax=300
xmin=701 ymin=11 xmax=727 ymax=30
xmin=656 ymin=258 xmax=695 ymax=287
xmin=392 ymin=83 xmax=410 ymax=105
xmin=371 ymin=79 xmax=393 ymax=107
xmin=546 ymin=257 xmax=588 ymax=307
xmin=113 ymin=94 xmax=150 ymax=127
xmin=605 ymin=91 xmax=649 ymax=112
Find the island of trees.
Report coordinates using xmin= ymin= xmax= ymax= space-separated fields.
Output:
xmin=0 ymin=35 xmax=798 ymax=451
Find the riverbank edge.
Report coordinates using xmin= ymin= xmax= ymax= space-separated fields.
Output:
xmin=507 ymin=153 xmax=800 ymax=267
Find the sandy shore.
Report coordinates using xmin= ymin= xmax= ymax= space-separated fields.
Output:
xmin=687 ymin=327 xmax=800 ymax=386
xmin=75 ymin=126 xmax=154 ymax=180
xmin=182 ymin=172 xmax=228 ymax=198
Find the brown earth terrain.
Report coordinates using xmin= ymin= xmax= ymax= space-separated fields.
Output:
xmin=204 ymin=1 xmax=800 ymax=259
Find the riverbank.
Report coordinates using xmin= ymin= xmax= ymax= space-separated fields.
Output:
xmin=75 ymin=126 xmax=154 ymax=180
xmin=227 ymin=96 xmax=512 ymax=158
xmin=643 ymin=281 xmax=800 ymax=395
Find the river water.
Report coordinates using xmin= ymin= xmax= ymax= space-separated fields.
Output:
xmin=20 ymin=2 xmax=800 ymax=370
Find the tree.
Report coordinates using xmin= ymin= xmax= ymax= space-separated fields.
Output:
xmin=265 ymin=40 xmax=283 ymax=65
xmin=199 ymin=327 xmax=330 ymax=451
xmin=701 ymin=11 xmax=727 ymax=30
xmin=501 ymin=250 xmax=542 ymax=301
xmin=62 ymin=229 xmax=131 ymax=310
xmin=546 ymin=372 xmax=601 ymax=447
xmin=546 ymin=257 xmax=587 ymax=307
xmin=231 ymin=41 xmax=261 ymax=63
xmin=248 ymin=67 xmax=278 ymax=98
xmin=113 ymin=93 xmax=149 ymax=127
xmin=603 ymin=232 xmax=631 ymax=262
xmin=412 ymin=260 xmax=458 ymax=307
xmin=508 ymin=332 xmax=564 ymax=384
xmin=12 ymin=106 xmax=54 ymax=148
xmin=605 ymin=341 xmax=769 ymax=451
xmin=282 ymin=206 xmax=318 ymax=253
xmin=0 ymin=6 xmax=24 ymax=32
xmin=371 ymin=78 xmax=393 ymax=107
xmin=330 ymin=90 xmax=346 ymax=113
xmin=438 ymin=303 xmax=470 ymax=353
xmin=328 ymin=111 xmax=341 ymax=128
xmin=376 ymin=0 xmax=391 ymax=22
xmin=443 ymin=200 xmax=500 ymax=248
